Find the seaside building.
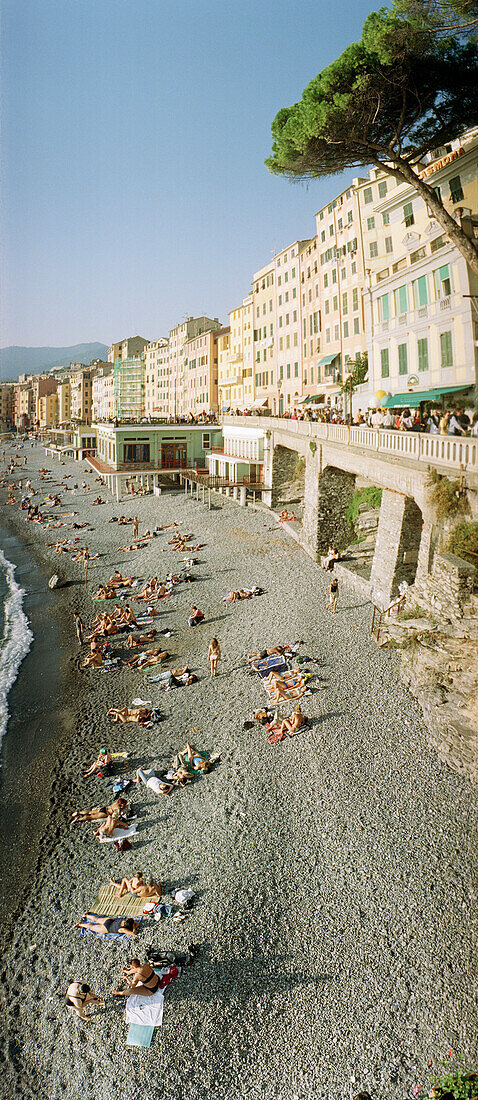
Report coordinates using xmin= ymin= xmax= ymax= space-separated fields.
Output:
xmin=38 ymin=389 xmax=59 ymax=428
xmin=361 ymin=127 xmax=478 ymax=408
xmin=113 ymin=355 xmax=145 ymax=420
xmin=206 ymin=421 xmax=271 ymax=504
xmin=107 ymin=335 xmax=149 ymax=364
xmin=92 ymin=364 xmax=114 ymax=422
xmin=57 ymin=379 xmax=71 ymax=425
xmin=217 ymin=326 xmax=231 ymax=411
xmin=183 ymin=326 xmax=222 ymax=416
xmin=144 ymin=338 xmax=170 ymax=419
xmin=0 ymin=383 xmax=15 ymax=431
xmin=89 ymin=421 xmax=223 ymax=497
xmin=252 ymin=260 xmax=276 ymax=412
xmin=168 ymin=316 xmax=220 ymax=419
xmin=70 ymin=365 xmax=93 ymax=424
xmin=275 ymin=240 xmax=310 ymax=413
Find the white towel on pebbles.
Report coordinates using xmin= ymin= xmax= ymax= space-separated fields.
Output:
xmin=125 ymin=987 xmax=164 ymax=1027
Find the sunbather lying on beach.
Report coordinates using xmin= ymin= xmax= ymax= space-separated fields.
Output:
xmin=123 ymin=648 xmax=168 ymax=669
xmin=83 ymin=749 xmax=112 ymax=777
xmin=107 ymin=570 xmax=134 ymax=586
xmin=132 ymin=766 xmax=181 ymax=796
xmin=71 ymin=797 xmax=128 ymax=823
xmin=75 ymin=915 xmax=138 ymax=936
xmin=247 ymin=645 xmax=291 ymax=662
xmin=222 ymin=590 xmax=252 ymax=602
xmin=107 ymin=706 xmax=152 ymax=725
xmin=112 ymin=958 xmax=179 ymax=998
xmin=127 ymin=630 xmax=157 ymax=647
xmin=94 ymin=809 xmax=130 ymax=838
xmin=82 ymin=641 xmax=105 ymax=667
xmin=109 ymin=872 xmax=162 ymax=898
xmin=172 ymin=742 xmax=212 ymax=776
xmin=148 ymin=668 xmax=197 ymax=688
xmin=263 ymin=671 xmax=305 ymax=702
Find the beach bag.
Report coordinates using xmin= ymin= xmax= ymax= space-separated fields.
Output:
xmin=174 ymin=888 xmax=195 ymax=906
xmin=114 ymin=838 xmax=131 ymax=852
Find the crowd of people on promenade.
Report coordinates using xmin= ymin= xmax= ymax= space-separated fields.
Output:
xmin=228 ymin=403 xmax=478 ymax=434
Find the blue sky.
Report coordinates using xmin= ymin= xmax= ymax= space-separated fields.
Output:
xmin=2 ymin=0 xmax=378 ymax=348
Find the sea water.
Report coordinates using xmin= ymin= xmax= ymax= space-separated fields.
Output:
xmin=0 ymin=548 xmax=33 ymax=753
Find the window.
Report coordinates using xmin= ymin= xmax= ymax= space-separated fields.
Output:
xmin=326 ymin=328 xmax=330 ymax=343
xmin=279 ymin=337 xmax=283 ymax=350
xmin=286 ymin=364 xmax=291 ymax=379
xmin=279 ymin=316 xmax=283 ymax=327
xmin=333 ymin=295 xmax=338 ymax=311
xmin=418 ymin=337 xmax=429 ymax=372
xmin=403 ymin=202 xmax=414 ymax=227
xmin=337 ymin=218 xmax=343 ymax=230
xmin=378 ymin=180 xmax=388 ymax=198
xmin=413 ymin=274 xmax=428 ymax=307
xmin=370 ymin=242 xmax=378 ymax=258
xmin=321 ymin=229 xmax=326 ymax=242
xmin=382 ymin=212 xmax=390 ymax=226
xmin=277 ymin=276 xmax=281 ymax=286
xmin=352 ymin=287 xmax=358 ymax=311
xmin=293 ymin=310 xmax=297 ymax=322
xmin=351 ymin=261 xmax=356 ymax=275
xmin=342 ymin=292 xmax=348 ymax=315
xmin=367 ymin=216 xmax=375 ymax=230
xmin=440 ymin=330 xmax=453 ymax=368
xmin=294 ymin=362 xmax=299 ymax=377
xmin=324 ymin=273 xmax=328 ymax=288
xmin=434 ymin=264 xmax=452 ymax=298
xmin=332 ymin=269 xmax=337 ymax=284
xmin=291 ymin=267 xmax=295 ymax=277
xmin=430 ymin=235 xmax=446 ymax=253
xmin=385 ymin=236 xmax=393 ymax=254
xmin=392 ymin=257 xmax=407 ymax=273
xmin=379 ymin=293 xmax=390 ymax=321
xmin=353 ymin=317 xmax=359 ymax=335
xmin=343 ymin=321 xmax=349 ymax=338
xmin=278 ymin=295 xmax=282 ymax=306
xmin=348 ymin=210 xmax=353 ymax=224
xmin=449 ymin=175 xmax=463 ymax=203
xmin=364 ymin=186 xmax=373 ymax=204
xmin=411 ymin=246 xmax=427 ymax=264
xmin=394 ymin=285 xmax=408 ymax=315
xmin=334 ymin=324 xmax=339 ymax=341
xmin=398 ymin=343 xmax=408 ymax=375
xmin=292 ymin=287 xmax=296 ymax=298
xmin=381 ymin=348 xmax=390 ymax=377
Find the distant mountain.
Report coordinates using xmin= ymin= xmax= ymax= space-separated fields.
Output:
xmin=0 ymin=343 xmax=109 ymax=381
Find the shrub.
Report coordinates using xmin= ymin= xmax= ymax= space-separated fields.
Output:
xmin=293 ymin=456 xmax=306 ymax=480
xmin=427 ymin=471 xmax=470 ymax=522
xmin=345 ymin=486 xmax=383 ymax=525
xmin=444 ymin=521 xmax=478 ymax=573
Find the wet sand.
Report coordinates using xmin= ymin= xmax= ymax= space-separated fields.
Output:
xmin=0 ymin=445 xmax=476 ymax=1100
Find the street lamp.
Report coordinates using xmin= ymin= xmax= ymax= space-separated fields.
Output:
xmin=344 ymin=372 xmax=354 ymax=425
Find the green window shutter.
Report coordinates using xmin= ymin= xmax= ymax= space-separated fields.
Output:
xmin=381 ymin=348 xmax=389 ymax=377
xmin=395 ymin=285 xmax=408 ymax=314
xmin=416 ymin=276 xmax=428 ymax=306
xmin=352 ymin=288 xmax=358 ymax=311
xmin=381 ymin=293 xmax=390 ymax=321
xmin=398 ymin=344 xmax=408 ymax=375
xmin=440 ymin=331 xmax=453 ymax=368
xmin=418 ymin=338 xmax=428 ymax=372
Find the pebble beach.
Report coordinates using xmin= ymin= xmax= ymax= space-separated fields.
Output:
xmin=0 ymin=444 xmax=476 ymax=1100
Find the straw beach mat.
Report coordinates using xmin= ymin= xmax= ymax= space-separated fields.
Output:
xmin=91 ymin=885 xmax=161 ymax=917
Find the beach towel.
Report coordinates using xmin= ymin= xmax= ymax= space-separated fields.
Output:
xmin=124 ymin=965 xmax=180 ymax=1029
xmin=252 ymin=654 xmax=289 ymax=674
xmin=254 ymin=658 xmax=288 ymax=678
xmin=91 ymin=885 xmax=160 ymax=917
xmin=262 ymin=671 xmax=306 ymax=701
xmin=126 ymin=1023 xmax=154 ymax=1048
xmin=267 ymin=721 xmax=309 ymax=744
xmin=98 ymin=823 xmax=137 ymax=843
xmin=79 ymin=913 xmax=142 ymax=940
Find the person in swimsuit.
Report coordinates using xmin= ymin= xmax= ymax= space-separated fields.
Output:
xmin=247 ymin=645 xmax=290 ymax=662
xmin=71 ymin=797 xmax=128 ymax=823
xmin=108 ymin=872 xmax=162 ymax=899
xmin=326 ymin=576 xmax=339 ymax=613
xmin=111 ymin=958 xmax=178 ymax=999
xmin=83 ymin=749 xmax=112 ymax=777
xmin=172 ymin=742 xmax=211 ymax=775
xmin=74 ymin=915 xmax=138 ymax=935
xmin=65 ymin=982 xmax=104 ymax=1022
xmin=276 ymin=703 xmax=308 ymax=737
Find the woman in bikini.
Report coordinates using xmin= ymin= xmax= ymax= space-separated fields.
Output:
xmin=276 ymin=703 xmax=307 ymax=737
xmin=71 ymin=796 xmax=128 ymax=823
xmin=74 ymin=916 xmax=138 ymax=936
xmin=65 ymin=982 xmax=104 ymax=1022
xmin=106 ymin=706 xmax=152 ymax=724
xmin=112 ymin=958 xmax=177 ymax=999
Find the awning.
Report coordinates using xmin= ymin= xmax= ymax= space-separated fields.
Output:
xmin=249 ymin=398 xmax=270 ymax=409
xmin=317 ymin=354 xmax=339 ymax=368
xmin=382 ymin=383 xmax=473 ymax=409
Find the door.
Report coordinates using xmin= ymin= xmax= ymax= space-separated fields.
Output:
xmin=161 ymin=443 xmax=175 ymax=469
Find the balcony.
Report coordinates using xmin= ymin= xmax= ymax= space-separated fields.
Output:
xmin=439 ymin=296 xmax=451 ymax=311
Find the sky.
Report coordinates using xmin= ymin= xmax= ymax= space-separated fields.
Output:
xmin=2 ymin=0 xmax=379 ymax=349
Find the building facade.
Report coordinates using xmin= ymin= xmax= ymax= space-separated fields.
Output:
xmin=275 ymin=240 xmax=309 ymax=413
xmin=0 ymin=383 xmax=15 ymax=431
xmin=252 ymin=260 xmax=276 ymax=412
xmin=107 ymin=336 xmax=149 ymax=364
xmin=144 ymin=338 xmax=170 ymax=419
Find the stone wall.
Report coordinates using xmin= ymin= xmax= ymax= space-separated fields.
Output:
xmin=370 ymin=490 xmax=422 ymax=608
xmin=271 ymin=445 xmax=303 ymax=510
xmin=412 ymin=551 xmax=475 ymax=620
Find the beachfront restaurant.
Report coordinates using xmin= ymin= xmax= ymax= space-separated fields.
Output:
xmin=44 ymin=426 xmax=97 ymax=461
xmin=206 ymin=423 xmax=272 ymax=505
xmin=88 ymin=422 xmax=224 ymax=499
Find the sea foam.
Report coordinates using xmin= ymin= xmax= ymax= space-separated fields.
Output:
xmin=0 ymin=549 xmax=33 ymax=752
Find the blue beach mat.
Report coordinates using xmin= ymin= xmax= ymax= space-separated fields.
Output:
xmin=126 ymin=1023 xmax=154 ymax=1048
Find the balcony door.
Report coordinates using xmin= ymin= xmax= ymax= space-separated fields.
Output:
xmin=161 ymin=442 xmax=187 ymax=468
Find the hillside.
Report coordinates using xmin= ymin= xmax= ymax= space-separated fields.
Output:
xmin=0 ymin=343 xmax=108 ymax=381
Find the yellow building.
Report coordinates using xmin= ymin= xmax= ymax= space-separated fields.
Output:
xmin=92 ymin=365 xmax=114 ymax=422
xmin=144 ymin=338 xmax=170 ymax=419
xmin=57 ymin=380 xmax=71 ymax=424
xmin=362 ymin=127 xmax=478 ymax=406
xmin=218 ymin=295 xmax=255 ymax=411
xmin=252 ymin=260 xmax=276 ymax=412
xmin=38 ymin=390 xmax=59 ymax=428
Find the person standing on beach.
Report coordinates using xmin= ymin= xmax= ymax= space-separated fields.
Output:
xmin=326 ymin=576 xmax=339 ymax=614
xmin=74 ymin=612 xmax=84 ymax=645
xmin=133 ymin=516 xmax=139 ymax=540
xmin=208 ymin=637 xmax=221 ymax=677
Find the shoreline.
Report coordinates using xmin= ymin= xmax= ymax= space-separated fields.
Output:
xmin=0 ymin=445 xmax=476 ymax=1100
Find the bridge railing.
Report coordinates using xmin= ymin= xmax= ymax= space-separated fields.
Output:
xmin=222 ymin=416 xmax=477 ymax=471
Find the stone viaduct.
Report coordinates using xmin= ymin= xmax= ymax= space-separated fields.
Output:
xmin=226 ymin=416 xmax=478 ymax=610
